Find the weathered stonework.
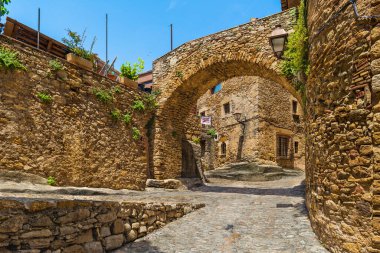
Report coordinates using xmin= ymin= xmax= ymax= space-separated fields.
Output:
xmin=306 ymin=0 xmax=379 ymax=252
xmin=0 ymin=198 xmax=204 ymax=252
xmin=152 ymin=9 xmax=299 ymax=179
xmin=196 ymin=76 xmax=305 ymax=170
xmin=0 ymin=35 xmax=153 ymax=190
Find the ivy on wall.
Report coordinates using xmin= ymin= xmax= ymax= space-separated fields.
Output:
xmin=281 ymin=0 xmax=309 ymax=104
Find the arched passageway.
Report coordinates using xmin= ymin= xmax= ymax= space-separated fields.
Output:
xmin=152 ymin=9 xmax=301 ymax=179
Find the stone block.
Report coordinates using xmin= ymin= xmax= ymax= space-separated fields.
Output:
xmin=146 ymin=179 xmax=182 ymax=189
xmin=100 ymin=226 xmax=111 ymax=237
xmin=0 ymin=215 xmax=25 ymax=233
xmin=83 ymin=241 xmax=103 ymax=253
xmin=28 ymin=237 xmax=53 ymax=249
xmin=63 ymin=245 xmax=85 ymax=253
xmin=96 ymin=211 xmax=117 ymax=223
xmin=74 ymin=229 xmax=93 ymax=244
xmin=112 ymin=219 xmax=124 ymax=234
xmin=126 ymin=230 xmax=137 ymax=242
xmin=20 ymin=229 xmax=52 ymax=238
xmin=104 ymin=234 xmax=124 ymax=251
xmin=57 ymin=209 xmax=90 ymax=224
xmin=30 ymin=215 xmax=54 ymax=227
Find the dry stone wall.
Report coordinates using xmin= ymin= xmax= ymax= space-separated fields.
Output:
xmin=306 ymin=0 xmax=379 ymax=252
xmin=0 ymin=198 xmax=203 ymax=252
xmin=0 ymin=35 xmax=153 ymax=190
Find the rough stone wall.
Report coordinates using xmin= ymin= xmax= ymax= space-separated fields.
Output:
xmin=306 ymin=0 xmax=379 ymax=252
xmin=0 ymin=35 xmax=153 ymax=190
xmin=0 ymin=198 xmax=203 ymax=252
xmin=152 ymin=9 xmax=298 ymax=179
xmin=196 ymin=76 xmax=305 ymax=169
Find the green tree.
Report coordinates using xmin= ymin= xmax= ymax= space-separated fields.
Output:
xmin=0 ymin=0 xmax=11 ymax=16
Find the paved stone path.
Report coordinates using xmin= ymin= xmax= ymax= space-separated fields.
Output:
xmin=113 ymin=174 xmax=329 ymax=253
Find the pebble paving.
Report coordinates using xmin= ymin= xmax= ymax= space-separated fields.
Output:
xmin=113 ymin=174 xmax=330 ymax=253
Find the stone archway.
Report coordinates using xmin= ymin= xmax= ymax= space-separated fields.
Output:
xmin=152 ymin=9 xmax=300 ymax=179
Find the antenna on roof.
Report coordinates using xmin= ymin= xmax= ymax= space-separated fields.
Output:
xmin=170 ymin=24 xmax=173 ymax=51
xmin=106 ymin=13 xmax=108 ymax=65
xmin=37 ymin=8 xmax=40 ymax=49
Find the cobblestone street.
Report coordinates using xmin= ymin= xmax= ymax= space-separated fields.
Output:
xmin=113 ymin=174 xmax=329 ymax=253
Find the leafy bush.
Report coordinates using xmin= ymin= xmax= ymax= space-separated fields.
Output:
xmin=132 ymin=127 xmax=141 ymax=140
xmin=62 ymin=29 xmax=96 ymax=61
xmin=175 ymin=71 xmax=183 ymax=79
xmin=47 ymin=176 xmax=56 ymax=186
xmin=144 ymin=94 xmax=158 ymax=109
xmin=37 ymin=92 xmax=52 ymax=103
xmin=207 ymin=128 xmax=218 ymax=138
xmin=120 ymin=58 xmax=144 ymax=81
xmin=192 ymin=137 xmax=201 ymax=144
xmin=132 ymin=100 xmax=145 ymax=111
xmin=281 ymin=0 xmax=309 ymax=80
xmin=112 ymin=86 xmax=122 ymax=94
xmin=93 ymin=88 xmax=113 ymax=103
xmin=49 ymin=59 xmax=63 ymax=72
xmin=110 ymin=109 xmax=121 ymax=120
xmin=123 ymin=113 xmax=132 ymax=124
xmin=0 ymin=47 xmax=26 ymax=71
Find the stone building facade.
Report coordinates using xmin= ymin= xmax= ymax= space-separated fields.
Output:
xmin=196 ymin=76 xmax=304 ymax=170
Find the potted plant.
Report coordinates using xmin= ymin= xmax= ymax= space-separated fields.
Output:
xmin=119 ymin=58 xmax=144 ymax=88
xmin=62 ymin=29 xmax=96 ymax=71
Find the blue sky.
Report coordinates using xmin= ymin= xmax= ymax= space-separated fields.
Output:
xmin=4 ymin=0 xmax=281 ymax=71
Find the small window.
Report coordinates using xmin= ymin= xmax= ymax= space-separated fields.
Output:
xmin=200 ymin=111 xmax=206 ymax=117
xmin=223 ymin=102 xmax=231 ymax=115
xmin=277 ymin=136 xmax=289 ymax=158
xmin=200 ymin=140 xmax=206 ymax=157
xmin=292 ymin=100 xmax=298 ymax=114
xmin=221 ymin=142 xmax=227 ymax=157
xmin=211 ymin=83 xmax=222 ymax=94
xmin=294 ymin=141 xmax=299 ymax=154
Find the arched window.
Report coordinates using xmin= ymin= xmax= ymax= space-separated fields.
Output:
xmin=221 ymin=142 xmax=227 ymax=157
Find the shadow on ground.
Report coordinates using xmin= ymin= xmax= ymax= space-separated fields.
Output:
xmin=113 ymin=239 xmax=166 ymax=253
xmin=190 ymin=180 xmax=306 ymax=198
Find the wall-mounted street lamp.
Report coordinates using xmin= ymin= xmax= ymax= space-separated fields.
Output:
xmin=269 ymin=25 xmax=288 ymax=59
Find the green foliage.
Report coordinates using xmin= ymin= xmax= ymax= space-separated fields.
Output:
xmin=207 ymin=128 xmax=218 ymax=138
xmin=120 ymin=58 xmax=144 ymax=81
xmin=93 ymin=88 xmax=113 ymax=103
xmin=62 ymin=29 xmax=96 ymax=61
xmin=281 ymin=0 xmax=309 ymax=79
xmin=37 ymin=92 xmax=52 ymax=103
xmin=0 ymin=47 xmax=26 ymax=71
xmin=123 ymin=113 xmax=132 ymax=124
xmin=192 ymin=137 xmax=201 ymax=144
xmin=132 ymin=99 xmax=145 ymax=111
xmin=112 ymin=86 xmax=122 ymax=94
xmin=49 ymin=59 xmax=63 ymax=72
xmin=144 ymin=94 xmax=158 ymax=110
xmin=47 ymin=176 xmax=56 ymax=186
xmin=175 ymin=71 xmax=183 ymax=79
xmin=110 ymin=109 xmax=121 ymax=120
xmin=132 ymin=127 xmax=141 ymax=140
xmin=0 ymin=0 xmax=11 ymax=16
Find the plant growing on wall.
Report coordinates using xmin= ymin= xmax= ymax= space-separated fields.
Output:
xmin=281 ymin=0 xmax=309 ymax=103
xmin=0 ymin=47 xmax=26 ymax=70
xmin=112 ymin=85 xmax=122 ymax=94
xmin=207 ymin=128 xmax=218 ymax=138
xmin=47 ymin=176 xmax=56 ymax=186
xmin=62 ymin=29 xmax=96 ymax=61
xmin=123 ymin=113 xmax=132 ymax=124
xmin=110 ymin=109 xmax=121 ymax=120
xmin=132 ymin=99 xmax=145 ymax=111
xmin=192 ymin=137 xmax=201 ymax=144
xmin=120 ymin=58 xmax=144 ymax=81
xmin=49 ymin=59 xmax=64 ymax=72
xmin=93 ymin=88 xmax=113 ymax=103
xmin=132 ymin=127 xmax=141 ymax=140
xmin=37 ymin=92 xmax=52 ymax=103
